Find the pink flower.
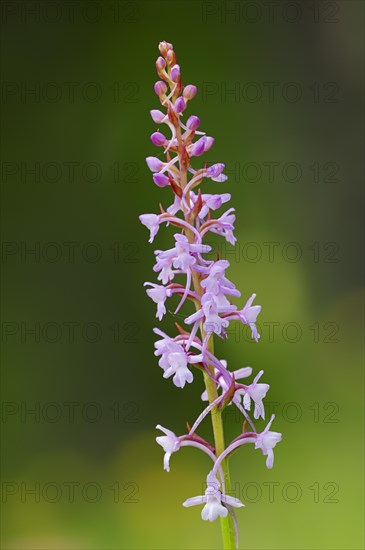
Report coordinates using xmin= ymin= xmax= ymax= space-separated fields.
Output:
xmin=225 ymin=293 xmax=261 ymax=342
xmin=144 ymin=283 xmax=172 ymax=320
xmin=208 ymin=208 xmax=237 ymax=245
xmin=201 ymin=362 xmax=252 ymax=401
xmin=193 ymin=192 xmax=231 ymax=219
xmin=200 ymin=260 xmax=240 ymax=307
xmin=236 ymin=370 xmax=270 ymax=420
xmin=139 ymin=213 xmax=161 ymax=243
xmin=183 ymin=471 xmax=244 ymax=522
xmin=154 ymin=234 xmax=211 ymax=284
xmin=156 ymin=425 xmax=181 ymax=471
xmin=185 ymin=292 xmax=236 ymax=336
xmin=154 ymin=329 xmax=202 ymax=388
xmin=254 ymin=415 xmax=282 ymax=468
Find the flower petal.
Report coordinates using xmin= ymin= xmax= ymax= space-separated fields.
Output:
xmin=183 ymin=495 xmax=206 ymax=508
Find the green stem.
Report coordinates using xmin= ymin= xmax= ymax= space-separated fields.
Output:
xmin=175 ymin=121 xmax=236 ymax=550
xmin=193 ymin=286 xmax=236 ymax=550
xmin=204 ymin=339 xmax=236 ymax=549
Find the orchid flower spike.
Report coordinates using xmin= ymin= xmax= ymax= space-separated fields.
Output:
xmin=139 ymin=41 xmax=282 ymax=547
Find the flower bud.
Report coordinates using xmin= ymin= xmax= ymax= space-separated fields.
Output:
xmin=150 ymin=109 xmax=166 ymax=123
xmin=146 ymin=156 xmax=164 ymax=172
xmin=154 ymin=81 xmax=167 ymax=96
xmin=186 ymin=116 xmax=200 ymax=131
xmin=204 ymin=137 xmax=215 ymax=152
xmin=190 ymin=137 xmax=206 ymax=157
xmin=156 ymin=56 xmax=166 ymax=71
xmin=174 ymin=96 xmax=186 ymax=114
xmin=166 ymin=49 xmax=176 ymax=66
xmin=170 ymin=64 xmax=180 ymax=83
xmin=183 ymin=85 xmax=197 ymax=100
xmin=153 ymin=173 xmax=170 ymax=187
xmin=150 ymin=132 xmax=167 ymax=147
xmin=159 ymin=41 xmax=173 ymax=57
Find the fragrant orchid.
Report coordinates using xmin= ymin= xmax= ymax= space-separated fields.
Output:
xmin=139 ymin=41 xmax=282 ymax=550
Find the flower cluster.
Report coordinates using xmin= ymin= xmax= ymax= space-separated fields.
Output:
xmin=140 ymin=41 xmax=282 ymax=546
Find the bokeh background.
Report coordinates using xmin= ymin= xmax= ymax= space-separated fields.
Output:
xmin=1 ymin=0 xmax=364 ymax=548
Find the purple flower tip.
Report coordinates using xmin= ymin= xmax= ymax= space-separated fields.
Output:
xmin=175 ymin=96 xmax=186 ymax=114
xmin=183 ymin=85 xmax=197 ymax=100
xmin=190 ymin=137 xmax=206 ymax=157
xmin=186 ymin=116 xmax=200 ymax=131
xmin=151 ymin=132 xmax=167 ymax=147
xmin=154 ymin=81 xmax=167 ymax=96
xmin=156 ymin=56 xmax=166 ymax=70
xmin=207 ymin=163 xmax=225 ymax=178
xmin=153 ymin=173 xmax=170 ymax=187
xmin=159 ymin=41 xmax=173 ymax=56
xmin=204 ymin=137 xmax=215 ymax=152
xmin=146 ymin=156 xmax=164 ymax=172
xmin=171 ymin=64 xmax=180 ymax=82
xmin=150 ymin=109 xmax=165 ymax=123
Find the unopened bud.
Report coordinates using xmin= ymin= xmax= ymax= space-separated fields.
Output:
xmin=159 ymin=41 xmax=173 ymax=57
xmin=186 ymin=116 xmax=200 ymax=131
xmin=190 ymin=137 xmax=206 ymax=157
xmin=170 ymin=64 xmax=180 ymax=83
xmin=154 ymin=81 xmax=167 ymax=96
xmin=156 ymin=56 xmax=166 ymax=71
xmin=166 ymin=49 xmax=176 ymax=66
xmin=174 ymin=96 xmax=186 ymax=114
xmin=146 ymin=156 xmax=164 ymax=172
xmin=183 ymin=85 xmax=197 ymax=100
xmin=153 ymin=173 xmax=170 ymax=187
xmin=150 ymin=109 xmax=166 ymax=123
xmin=151 ymin=132 xmax=167 ymax=147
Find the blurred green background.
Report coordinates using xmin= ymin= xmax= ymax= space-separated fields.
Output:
xmin=1 ymin=0 xmax=364 ymax=548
